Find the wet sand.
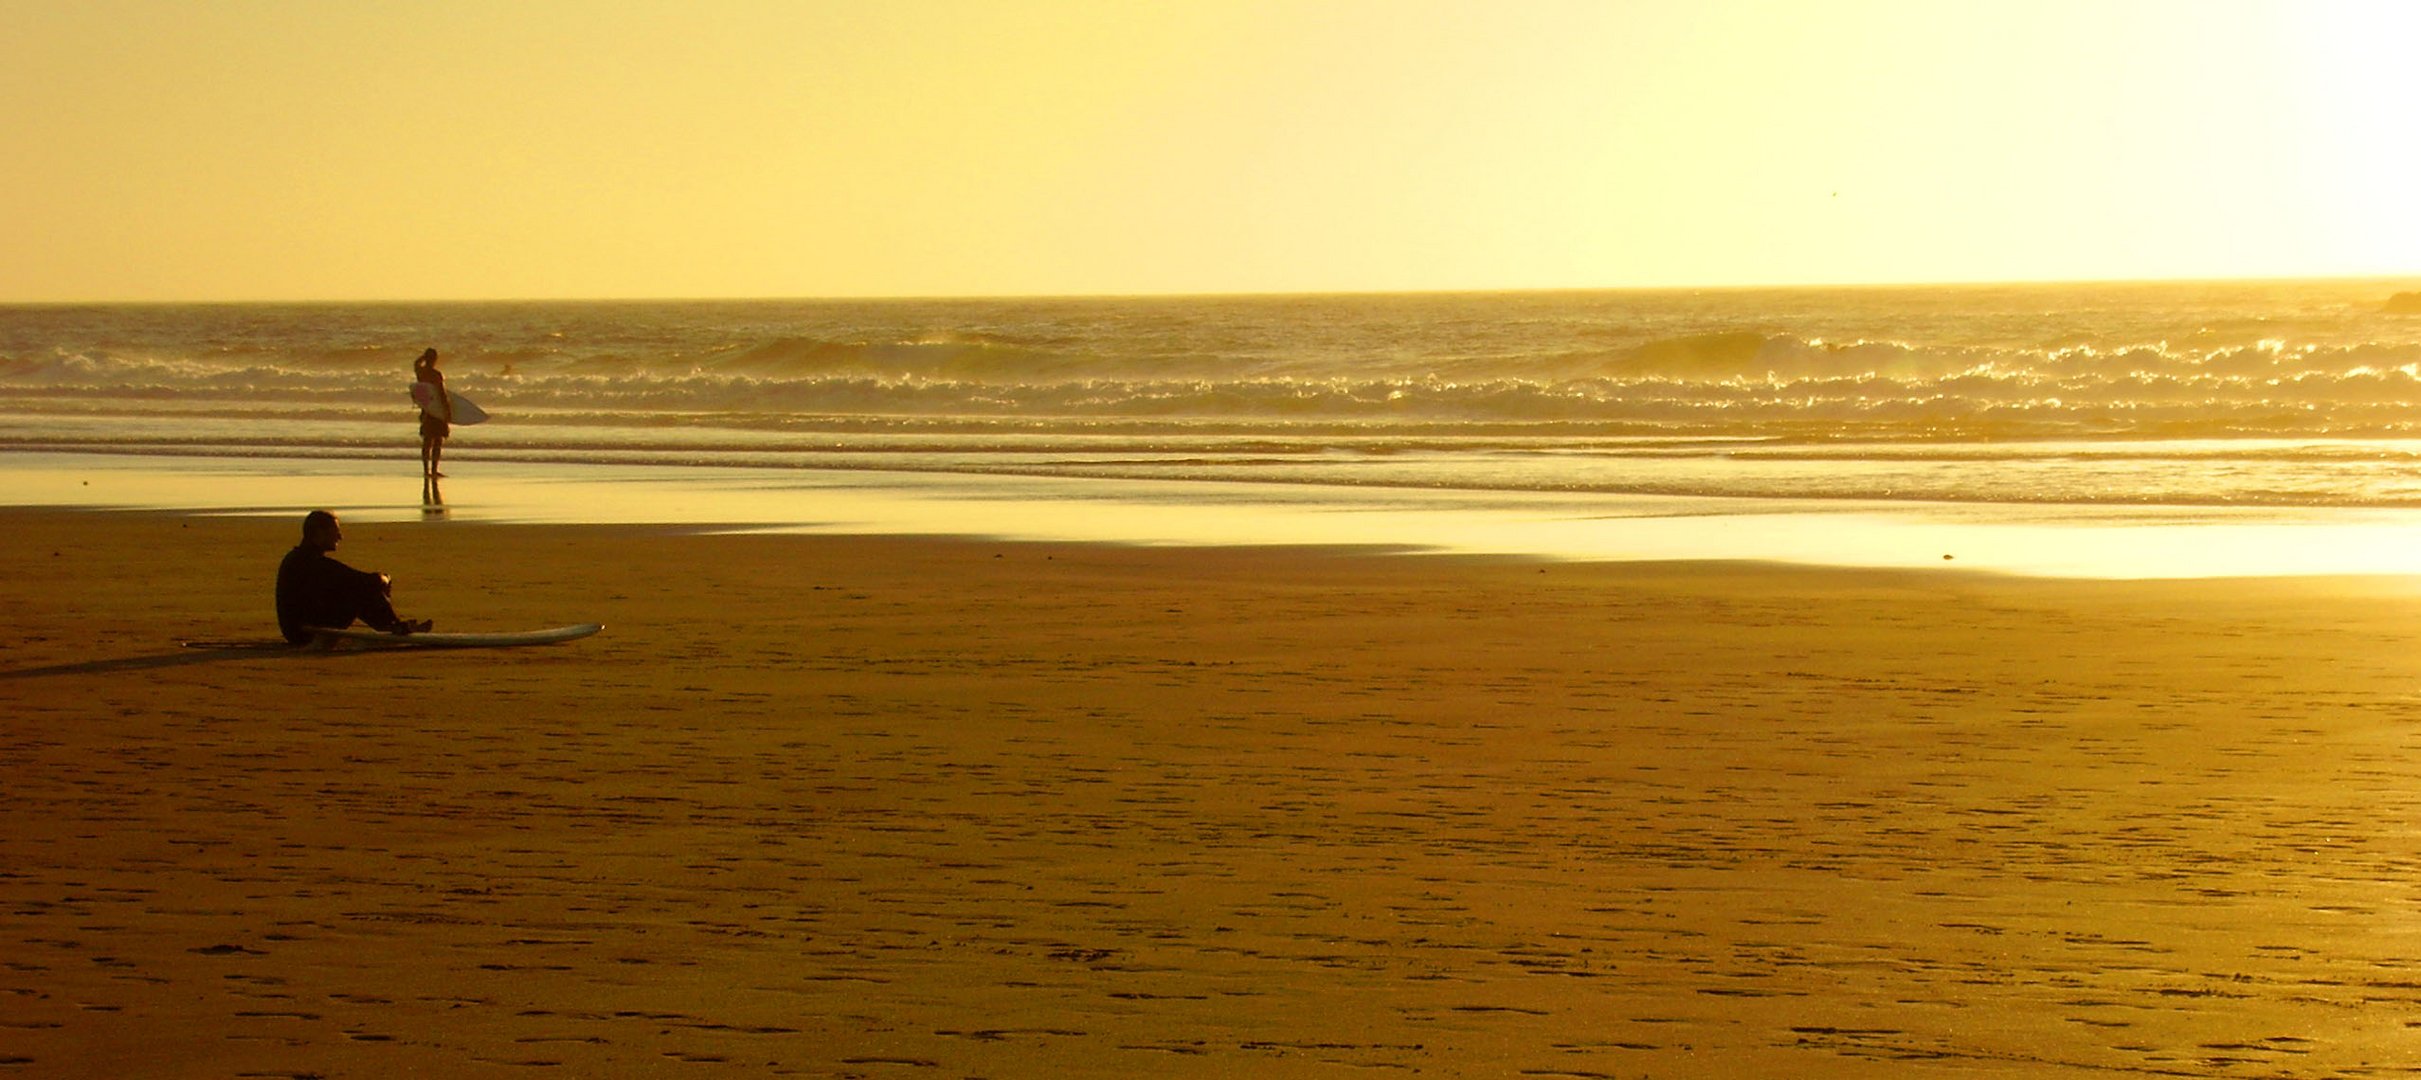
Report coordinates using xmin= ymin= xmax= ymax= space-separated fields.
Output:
xmin=5 ymin=508 xmax=2421 ymax=1077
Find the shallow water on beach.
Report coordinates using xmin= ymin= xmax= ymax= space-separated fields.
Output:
xmin=14 ymin=451 xmax=2421 ymax=580
xmin=13 ymin=282 xmax=2421 ymax=577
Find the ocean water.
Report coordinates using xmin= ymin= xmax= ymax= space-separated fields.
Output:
xmin=8 ymin=280 xmax=2421 ymax=530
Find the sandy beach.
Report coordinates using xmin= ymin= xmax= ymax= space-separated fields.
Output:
xmin=6 ymin=507 xmax=2421 ymax=1077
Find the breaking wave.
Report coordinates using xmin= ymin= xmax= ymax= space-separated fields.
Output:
xmin=12 ymin=332 xmax=2421 ymax=439
xmin=12 ymin=282 xmax=2421 ymax=505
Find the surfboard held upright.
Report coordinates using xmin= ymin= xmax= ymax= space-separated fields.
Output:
xmin=410 ymin=381 xmax=491 ymax=425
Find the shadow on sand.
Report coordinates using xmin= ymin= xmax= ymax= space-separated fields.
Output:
xmin=0 ymin=642 xmax=307 ymax=680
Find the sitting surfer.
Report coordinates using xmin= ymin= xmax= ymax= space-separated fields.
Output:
xmin=275 ymin=510 xmax=432 ymax=644
xmin=413 ymin=347 xmax=450 ymax=480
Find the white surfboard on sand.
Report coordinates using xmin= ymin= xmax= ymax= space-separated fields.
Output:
xmin=410 ymin=382 xmax=490 ymax=425
xmin=306 ymin=623 xmax=601 ymax=649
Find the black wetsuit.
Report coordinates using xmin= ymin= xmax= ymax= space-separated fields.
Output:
xmin=275 ymin=545 xmax=402 ymax=644
xmin=417 ymin=370 xmax=450 ymax=440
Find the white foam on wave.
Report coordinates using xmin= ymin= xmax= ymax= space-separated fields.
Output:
xmin=12 ymin=282 xmax=2421 ymax=508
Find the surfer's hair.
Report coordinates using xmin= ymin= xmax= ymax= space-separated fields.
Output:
xmin=416 ymin=348 xmax=438 ymax=366
xmin=302 ymin=509 xmax=337 ymax=536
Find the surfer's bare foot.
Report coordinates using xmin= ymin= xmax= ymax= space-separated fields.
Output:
xmin=389 ymin=619 xmax=433 ymax=635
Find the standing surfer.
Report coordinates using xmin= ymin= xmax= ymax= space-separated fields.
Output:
xmin=413 ymin=347 xmax=451 ymax=480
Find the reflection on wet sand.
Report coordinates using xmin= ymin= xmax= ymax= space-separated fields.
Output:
xmin=11 ymin=450 xmax=2421 ymax=580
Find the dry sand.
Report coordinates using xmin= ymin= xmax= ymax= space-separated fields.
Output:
xmin=6 ymin=508 xmax=2421 ymax=1077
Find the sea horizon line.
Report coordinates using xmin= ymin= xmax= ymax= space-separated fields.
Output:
xmin=9 ymin=272 xmax=2421 ymax=310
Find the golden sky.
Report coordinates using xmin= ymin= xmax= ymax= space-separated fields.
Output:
xmin=5 ymin=0 xmax=2416 ymax=301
